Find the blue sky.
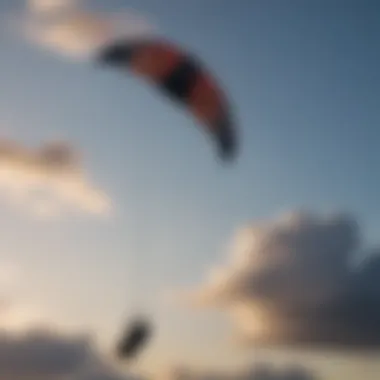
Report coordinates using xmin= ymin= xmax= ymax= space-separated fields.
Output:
xmin=0 ymin=0 xmax=379 ymax=379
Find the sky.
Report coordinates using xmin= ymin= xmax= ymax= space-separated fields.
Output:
xmin=0 ymin=0 xmax=379 ymax=379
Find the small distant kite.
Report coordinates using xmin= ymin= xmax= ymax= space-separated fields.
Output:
xmin=116 ymin=317 xmax=152 ymax=361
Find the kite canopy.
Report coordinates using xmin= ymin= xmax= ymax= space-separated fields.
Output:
xmin=97 ymin=37 xmax=238 ymax=162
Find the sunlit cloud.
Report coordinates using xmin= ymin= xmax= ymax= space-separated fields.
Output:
xmin=28 ymin=0 xmax=75 ymax=15
xmin=22 ymin=0 xmax=156 ymax=60
xmin=0 ymin=138 xmax=110 ymax=218
xmin=181 ymin=211 xmax=380 ymax=351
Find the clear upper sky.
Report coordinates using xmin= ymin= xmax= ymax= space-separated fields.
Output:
xmin=0 ymin=0 xmax=379 ymax=379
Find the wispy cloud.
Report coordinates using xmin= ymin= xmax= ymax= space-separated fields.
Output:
xmin=0 ymin=138 xmax=110 ymax=218
xmin=181 ymin=211 xmax=380 ymax=351
xmin=21 ymin=0 xmax=156 ymax=60
xmin=28 ymin=0 xmax=76 ymax=15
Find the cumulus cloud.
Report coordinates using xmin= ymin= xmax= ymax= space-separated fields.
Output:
xmin=164 ymin=364 xmax=317 ymax=380
xmin=183 ymin=211 xmax=380 ymax=350
xmin=0 ymin=327 xmax=132 ymax=380
xmin=0 ymin=138 xmax=110 ymax=217
xmin=22 ymin=0 xmax=156 ymax=60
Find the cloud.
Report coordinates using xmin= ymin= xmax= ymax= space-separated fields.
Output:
xmin=0 ymin=324 xmax=318 ymax=380
xmin=182 ymin=211 xmax=380 ymax=351
xmin=22 ymin=0 xmax=156 ymax=60
xmin=28 ymin=0 xmax=75 ymax=15
xmin=0 ymin=327 xmax=134 ymax=380
xmin=0 ymin=138 xmax=110 ymax=217
xmin=164 ymin=364 xmax=318 ymax=380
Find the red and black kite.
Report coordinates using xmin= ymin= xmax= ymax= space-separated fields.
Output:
xmin=97 ymin=38 xmax=238 ymax=162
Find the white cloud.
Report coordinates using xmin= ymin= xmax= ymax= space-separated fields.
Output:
xmin=181 ymin=211 xmax=380 ymax=350
xmin=0 ymin=138 xmax=110 ymax=218
xmin=23 ymin=0 xmax=156 ymax=60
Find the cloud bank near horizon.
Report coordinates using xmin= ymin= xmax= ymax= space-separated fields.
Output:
xmin=0 ymin=325 xmax=318 ymax=380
